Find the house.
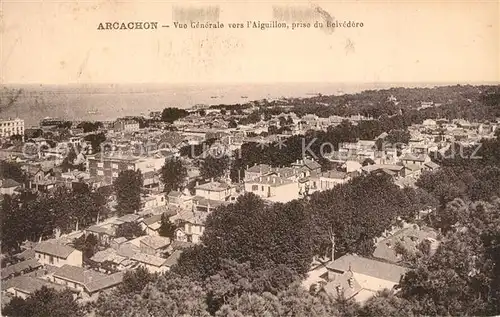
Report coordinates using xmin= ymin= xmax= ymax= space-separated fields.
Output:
xmin=51 ymin=264 xmax=124 ymax=298
xmin=25 ymin=166 xmax=57 ymax=192
xmin=167 ymin=189 xmax=193 ymax=210
xmin=422 ymin=161 xmax=440 ymax=172
xmin=322 ymin=254 xmax=408 ymax=303
xmin=0 ymin=178 xmax=21 ymax=195
xmin=244 ymin=175 xmax=298 ymax=203
xmin=87 ymin=154 xmax=164 ymax=187
xmin=34 ymin=241 xmax=82 ymax=267
xmin=85 ymin=224 xmax=115 ymax=244
xmin=361 ymin=164 xmax=404 ymax=178
xmin=318 ymin=171 xmax=350 ymax=191
xmin=140 ymin=214 xmax=163 ymax=236
xmin=192 ymin=196 xmax=230 ymax=213
xmin=139 ymin=236 xmax=171 ymax=256
xmin=171 ymin=210 xmax=207 ymax=244
xmin=373 ymin=225 xmax=440 ymax=264
xmin=90 ymin=248 xmax=130 ymax=272
xmin=291 ymin=158 xmax=321 ymax=173
xmin=399 ymin=153 xmax=430 ymax=166
xmin=402 ymin=164 xmax=423 ymax=178
xmin=3 ymin=276 xmax=67 ymax=300
xmin=245 ymin=164 xmax=273 ymax=181
xmin=194 ymin=180 xmax=235 ymax=201
xmin=1 ymin=259 xmax=42 ymax=280
xmin=131 ymin=253 xmax=169 ymax=274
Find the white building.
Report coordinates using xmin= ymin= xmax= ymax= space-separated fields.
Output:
xmin=0 ymin=118 xmax=24 ymax=138
xmin=34 ymin=241 xmax=83 ymax=268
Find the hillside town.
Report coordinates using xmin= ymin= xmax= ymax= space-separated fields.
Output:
xmin=1 ymin=85 xmax=500 ymax=316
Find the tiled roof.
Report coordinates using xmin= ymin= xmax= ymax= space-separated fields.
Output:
xmin=164 ymin=250 xmax=183 ymax=267
xmin=3 ymin=276 xmax=66 ymax=294
xmin=195 ymin=181 xmax=232 ymax=192
xmin=131 ymin=252 xmax=167 ymax=267
xmin=90 ymin=248 xmax=127 ymax=264
xmin=142 ymin=214 xmax=163 ymax=226
xmin=326 ymin=254 xmax=408 ymax=283
xmin=140 ymin=236 xmax=171 ymax=250
xmin=53 ymin=264 xmax=106 ymax=285
xmin=1 ymin=259 xmax=42 ymax=280
xmin=85 ymin=272 xmax=124 ymax=293
xmin=34 ymin=241 xmax=76 ymax=259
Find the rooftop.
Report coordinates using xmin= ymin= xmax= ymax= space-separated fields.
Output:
xmin=131 ymin=252 xmax=167 ymax=267
xmin=3 ymin=276 xmax=66 ymax=294
xmin=326 ymin=254 xmax=408 ymax=284
xmin=140 ymin=236 xmax=171 ymax=250
xmin=34 ymin=241 xmax=77 ymax=259
xmin=195 ymin=181 xmax=232 ymax=192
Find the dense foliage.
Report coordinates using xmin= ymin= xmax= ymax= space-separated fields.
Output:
xmin=160 ymin=157 xmax=187 ymax=193
xmin=113 ymin=170 xmax=143 ymax=216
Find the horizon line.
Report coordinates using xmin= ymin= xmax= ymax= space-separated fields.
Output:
xmin=2 ymin=81 xmax=500 ymax=87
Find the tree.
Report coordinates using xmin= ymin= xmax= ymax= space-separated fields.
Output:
xmin=95 ymin=273 xmax=210 ymax=317
xmin=0 ymin=160 xmax=27 ymax=184
xmin=2 ymin=286 xmax=82 ymax=317
xmin=115 ymin=222 xmax=145 ymax=240
xmin=227 ymin=119 xmax=237 ymax=129
xmin=83 ymin=132 xmax=106 ymax=153
xmin=200 ymin=155 xmax=230 ymax=180
xmin=77 ymin=121 xmax=102 ymax=133
xmin=161 ymin=107 xmax=189 ymax=123
xmin=72 ymin=233 xmax=99 ymax=260
xmin=385 ymin=129 xmax=411 ymax=146
xmin=113 ymin=170 xmax=143 ymax=215
xmin=118 ymin=267 xmax=159 ymax=294
xmin=160 ymin=158 xmax=187 ymax=193
xmin=176 ymin=194 xmax=313 ymax=280
xmin=158 ymin=213 xmax=177 ymax=239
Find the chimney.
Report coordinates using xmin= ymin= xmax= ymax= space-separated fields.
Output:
xmin=196 ymin=181 xmax=199 ymax=186
xmin=348 ymin=277 xmax=354 ymax=288
xmin=210 ymin=177 xmax=214 ymax=183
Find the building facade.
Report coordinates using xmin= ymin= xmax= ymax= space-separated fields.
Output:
xmin=0 ymin=118 xmax=24 ymax=138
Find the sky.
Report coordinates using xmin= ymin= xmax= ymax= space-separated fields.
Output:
xmin=1 ymin=0 xmax=499 ymax=85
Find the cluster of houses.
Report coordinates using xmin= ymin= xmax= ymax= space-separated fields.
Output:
xmin=1 ymin=105 xmax=499 ymax=306
xmin=306 ymin=222 xmax=440 ymax=303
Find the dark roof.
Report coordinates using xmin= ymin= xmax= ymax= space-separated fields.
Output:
xmin=1 ymin=178 xmax=21 ymax=188
xmin=34 ymin=241 xmax=77 ymax=259
xmin=326 ymin=254 xmax=408 ymax=283
xmin=164 ymin=250 xmax=183 ymax=267
xmin=142 ymin=214 xmax=163 ymax=226
xmin=85 ymin=272 xmax=124 ymax=293
xmin=3 ymin=276 xmax=66 ymax=294
xmin=14 ymin=249 xmax=36 ymax=261
xmin=1 ymin=259 xmax=42 ymax=279
xmin=424 ymin=161 xmax=440 ymax=169
xmin=53 ymin=264 xmax=106 ymax=285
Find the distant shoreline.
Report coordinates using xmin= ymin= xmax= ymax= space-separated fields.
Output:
xmin=1 ymin=82 xmax=499 ymax=126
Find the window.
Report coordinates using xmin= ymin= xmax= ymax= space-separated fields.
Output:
xmin=49 ymin=256 xmax=54 ymax=264
xmin=112 ymin=172 xmax=118 ymax=177
xmin=251 ymin=185 xmax=258 ymax=191
xmin=97 ymin=162 xmax=104 ymax=168
xmin=97 ymin=170 xmax=104 ymax=176
xmin=261 ymin=186 xmax=264 ymax=191
xmin=111 ymin=163 xmax=119 ymax=169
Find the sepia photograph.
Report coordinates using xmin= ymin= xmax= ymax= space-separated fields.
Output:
xmin=0 ymin=0 xmax=499 ymax=316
